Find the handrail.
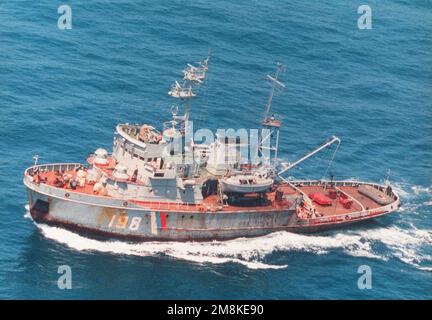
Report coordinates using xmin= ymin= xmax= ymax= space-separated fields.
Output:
xmin=284 ymin=179 xmax=399 ymax=222
xmin=287 ymin=179 xmax=398 ymax=201
xmin=25 ymin=164 xmax=399 ymax=215
xmin=307 ymin=200 xmax=399 ymax=225
xmin=25 ymin=163 xmax=83 ymax=176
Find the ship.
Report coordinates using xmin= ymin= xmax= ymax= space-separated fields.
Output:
xmin=23 ymin=54 xmax=400 ymax=241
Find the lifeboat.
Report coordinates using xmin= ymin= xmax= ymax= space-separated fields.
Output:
xmin=220 ymin=172 xmax=273 ymax=194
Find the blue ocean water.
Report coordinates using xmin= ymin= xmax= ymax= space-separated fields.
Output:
xmin=0 ymin=0 xmax=431 ymax=299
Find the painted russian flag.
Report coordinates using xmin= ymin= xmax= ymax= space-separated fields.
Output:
xmin=159 ymin=212 xmax=167 ymax=230
xmin=151 ymin=211 xmax=167 ymax=234
xmin=157 ymin=212 xmax=166 ymax=230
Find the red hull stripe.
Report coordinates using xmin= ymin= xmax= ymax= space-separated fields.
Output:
xmin=160 ymin=212 xmax=167 ymax=230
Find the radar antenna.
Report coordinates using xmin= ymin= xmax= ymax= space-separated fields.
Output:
xmin=166 ymin=52 xmax=211 ymax=140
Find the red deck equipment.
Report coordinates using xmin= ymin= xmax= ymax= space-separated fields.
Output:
xmin=339 ymin=196 xmax=353 ymax=209
xmin=308 ymin=192 xmax=333 ymax=206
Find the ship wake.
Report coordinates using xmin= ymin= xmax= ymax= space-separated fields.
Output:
xmin=24 ymin=183 xmax=432 ymax=271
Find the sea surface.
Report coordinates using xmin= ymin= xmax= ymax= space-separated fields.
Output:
xmin=0 ymin=0 xmax=431 ymax=299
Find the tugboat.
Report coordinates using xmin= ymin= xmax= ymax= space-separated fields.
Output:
xmin=23 ymin=55 xmax=400 ymax=241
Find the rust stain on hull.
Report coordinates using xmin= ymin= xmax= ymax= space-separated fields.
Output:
xmin=97 ymin=207 xmax=117 ymax=226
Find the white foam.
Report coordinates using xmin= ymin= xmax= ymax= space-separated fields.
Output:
xmin=392 ymin=182 xmax=432 ymax=215
xmin=30 ymin=220 xmax=432 ymax=271
xmin=392 ymin=182 xmax=432 ymax=199
xmin=23 ymin=181 xmax=432 ymax=272
xmin=357 ymin=226 xmax=432 ymax=268
xmin=387 ymin=182 xmax=408 ymax=199
xmin=412 ymin=185 xmax=432 ymax=195
xmin=34 ymin=222 xmax=288 ymax=269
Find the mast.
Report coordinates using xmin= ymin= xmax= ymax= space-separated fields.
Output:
xmin=168 ymin=51 xmax=211 ymax=133
xmin=263 ymin=62 xmax=285 ymax=122
xmin=259 ymin=63 xmax=285 ymax=165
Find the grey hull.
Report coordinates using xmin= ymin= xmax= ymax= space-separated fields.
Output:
xmin=26 ymin=184 xmax=398 ymax=242
xmin=26 ymin=187 xmax=299 ymax=241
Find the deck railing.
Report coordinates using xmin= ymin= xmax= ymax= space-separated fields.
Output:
xmin=25 ymin=165 xmax=400 ymax=215
xmin=289 ymin=179 xmax=398 ymax=201
xmin=306 ymin=201 xmax=399 ymax=226
xmin=25 ymin=163 xmax=83 ymax=176
xmin=288 ymin=179 xmax=400 ymax=224
xmin=24 ymin=163 xmax=201 ymax=211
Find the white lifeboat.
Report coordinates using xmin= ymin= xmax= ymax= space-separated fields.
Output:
xmin=220 ymin=172 xmax=273 ymax=194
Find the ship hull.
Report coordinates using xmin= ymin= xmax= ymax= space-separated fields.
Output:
xmin=25 ymin=181 xmax=399 ymax=242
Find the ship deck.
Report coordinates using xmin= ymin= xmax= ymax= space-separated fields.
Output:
xmin=28 ymin=166 xmax=396 ymax=216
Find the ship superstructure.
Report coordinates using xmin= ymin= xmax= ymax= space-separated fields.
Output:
xmin=23 ymin=55 xmax=400 ymax=241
